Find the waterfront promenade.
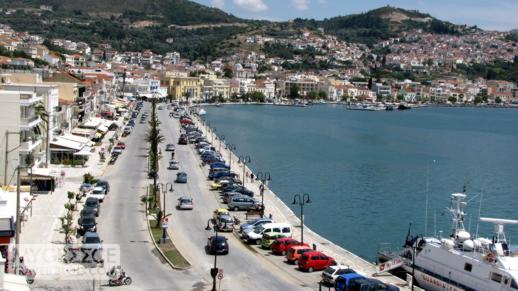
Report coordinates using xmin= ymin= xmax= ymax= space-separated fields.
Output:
xmin=191 ymin=112 xmax=411 ymax=289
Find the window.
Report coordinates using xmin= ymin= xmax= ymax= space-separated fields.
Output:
xmin=491 ymin=272 xmax=502 ymax=283
xmin=511 ymin=279 xmax=518 ymax=289
xmin=312 ymin=256 xmax=319 ymax=260
xmin=273 ymin=228 xmax=281 ymax=233
xmin=464 ymin=263 xmax=472 ymax=272
xmin=282 ymin=227 xmax=290 ymax=233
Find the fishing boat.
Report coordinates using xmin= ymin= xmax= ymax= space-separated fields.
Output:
xmin=378 ymin=192 xmax=518 ymax=291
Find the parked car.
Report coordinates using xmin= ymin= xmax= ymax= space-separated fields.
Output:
xmin=82 ymin=231 xmax=103 ymax=250
xmin=95 ymin=180 xmax=110 ymax=194
xmin=108 ymin=155 xmax=118 ymax=165
xmin=348 ymin=277 xmax=400 ymax=291
xmin=89 ymin=187 xmax=106 ymax=202
xmin=165 ymin=144 xmax=175 ymax=151
xmin=212 ymin=208 xmax=229 ymax=220
xmin=206 ymin=236 xmax=229 ymax=255
xmin=298 ymin=251 xmax=336 ymax=272
xmin=77 ymin=215 xmax=97 ymax=235
xmin=122 ymin=126 xmax=132 ymax=136
xmin=80 ymin=206 xmax=98 ymax=218
xmin=334 ymin=273 xmax=365 ymax=291
xmin=116 ymin=142 xmax=126 ymax=149
xmin=216 ymin=214 xmax=234 ymax=232
xmin=239 ymin=217 xmax=273 ymax=235
xmin=80 ymin=183 xmax=93 ymax=193
xmin=222 ymin=192 xmax=244 ymax=204
xmin=321 ymin=265 xmax=356 ymax=286
xmin=112 ymin=147 xmax=123 ymax=155
xmin=245 ymin=223 xmax=292 ymax=245
xmin=261 ymin=226 xmax=294 ymax=249
xmin=286 ymin=245 xmax=313 ymax=265
xmin=177 ymin=196 xmax=193 ymax=210
xmin=175 ymin=172 xmax=188 ymax=183
xmin=271 ymin=238 xmax=306 ymax=256
xmin=228 ymin=196 xmax=262 ymax=211
xmin=85 ymin=197 xmax=101 ymax=215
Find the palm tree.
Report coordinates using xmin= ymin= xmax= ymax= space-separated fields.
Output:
xmin=146 ymin=100 xmax=164 ymax=204
xmin=34 ymin=102 xmax=49 ymax=167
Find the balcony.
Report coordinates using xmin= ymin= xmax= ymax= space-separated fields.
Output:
xmin=20 ymin=116 xmax=42 ymax=130
xmin=19 ymin=138 xmax=43 ymax=153
xmin=19 ymin=93 xmax=43 ymax=106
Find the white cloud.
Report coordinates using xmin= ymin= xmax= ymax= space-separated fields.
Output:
xmin=211 ymin=0 xmax=225 ymax=9
xmin=233 ymin=0 xmax=268 ymax=12
xmin=291 ymin=0 xmax=309 ymax=11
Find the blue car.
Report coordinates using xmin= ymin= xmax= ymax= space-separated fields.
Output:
xmin=348 ymin=277 xmax=399 ymax=291
xmin=175 ymin=172 xmax=188 ymax=183
xmin=334 ymin=273 xmax=365 ymax=291
xmin=210 ymin=162 xmax=229 ymax=169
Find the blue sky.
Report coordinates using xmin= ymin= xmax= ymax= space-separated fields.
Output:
xmin=193 ymin=0 xmax=518 ymax=31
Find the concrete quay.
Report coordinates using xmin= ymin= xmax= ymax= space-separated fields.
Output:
xmin=191 ymin=112 xmax=412 ymax=290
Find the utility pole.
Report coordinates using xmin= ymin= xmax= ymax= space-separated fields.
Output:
xmin=4 ymin=131 xmax=20 ymax=186
xmin=14 ymin=166 xmax=21 ymax=274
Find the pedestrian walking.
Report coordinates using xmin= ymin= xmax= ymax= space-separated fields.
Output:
xmin=250 ymin=173 xmax=255 ymax=182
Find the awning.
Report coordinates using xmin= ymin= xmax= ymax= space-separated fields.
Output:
xmin=97 ymin=125 xmax=109 ymax=133
xmin=71 ymin=127 xmax=96 ymax=138
xmin=82 ymin=117 xmax=104 ymax=129
xmin=74 ymin=145 xmax=93 ymax=156
xmin=50 ymin=137 xmax=84 ymax=151
xmin=61 ymin=133 xmax=94 ymax=146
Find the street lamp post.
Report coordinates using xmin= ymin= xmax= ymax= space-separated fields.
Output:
xmin=292 ymin=193 xmax=311 ymax=245
xmin=238 ymin=155 xmax=251 ymax=186
xmin=226 ymin=144 xmax=236 ymax=171
xmin=218 ymin=135 xmax=225 ymax=153
xmin=205 ymin=219 xmax=219 ymax=291
xmin=211 ymin=127 xmax=217 ymax=144
xmin=256 ymin=172 xmax=271 ymax=218
xmin=157 ymin=182 xmax=174 ymax=243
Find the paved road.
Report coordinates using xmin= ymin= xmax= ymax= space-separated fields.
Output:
xmin=96 ymin=104 xmax=313 ymax=290
xmin=97 ymin=103 xmax=203 ymax=290
xmin=157 ymin=108 xmax=317 ymax=291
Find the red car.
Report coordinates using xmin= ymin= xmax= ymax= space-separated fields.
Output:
xmin=298 ymin=251 xmax=336 ymax=272
xmin=116 ymin=142 xmax=126 ymax=149
xmin=271 ymin=238 xmax=308 ymax=256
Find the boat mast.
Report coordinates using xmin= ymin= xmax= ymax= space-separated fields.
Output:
xmin=448 ymin=193 xmax=467 ymax=237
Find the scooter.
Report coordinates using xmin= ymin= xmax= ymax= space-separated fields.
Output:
xmin=107 ymin=265 xmax=132 ymax=286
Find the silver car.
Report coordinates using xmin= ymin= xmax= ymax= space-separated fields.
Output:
xmin=177 ymin=196 xmax=193 ymax=210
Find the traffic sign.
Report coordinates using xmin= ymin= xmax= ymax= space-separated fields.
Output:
xmin=162 ymin=217 xmax=169 ymax=228
xmin=217 ymin=269 xmax=224 ymax=280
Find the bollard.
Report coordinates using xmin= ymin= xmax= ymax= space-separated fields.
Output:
xmin=313 ymin=243 xmax=317 ymax=251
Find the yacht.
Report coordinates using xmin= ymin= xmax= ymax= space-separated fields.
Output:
xmin=380 ymin=193 xmax=518 ymax=291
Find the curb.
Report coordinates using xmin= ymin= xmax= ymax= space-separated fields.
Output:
xmin=145 ymin=183 xmax=192 ymax=270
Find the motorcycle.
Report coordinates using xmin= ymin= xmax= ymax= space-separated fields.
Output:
xmin=107 ymin=265 xmax=132 ymax=286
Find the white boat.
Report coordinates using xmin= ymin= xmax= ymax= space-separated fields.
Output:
xmin=380 ymin=193 xmax=518 ymax=291
xmin=198 ymin=108 xmax=207 ymax=116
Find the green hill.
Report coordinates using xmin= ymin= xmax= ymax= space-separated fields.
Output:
xmin=293 ymin=6 xmax=471 ymax=45
xmin=0 ymin=0 xmax=240 ymax=25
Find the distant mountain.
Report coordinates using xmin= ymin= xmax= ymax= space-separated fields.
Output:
xmin=0 ymin=0 xmax=241 ymax=25
xmin=0 ymin=2 xmax=477 ymax=60
xmin=293 ymin=6 xmax=474 ymax=45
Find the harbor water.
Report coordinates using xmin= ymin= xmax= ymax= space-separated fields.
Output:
xmin=202 ymin=104 xmax=518 ymax=261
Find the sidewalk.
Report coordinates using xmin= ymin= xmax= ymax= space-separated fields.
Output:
xmin=18 ymin=118 xmax=125 ymax=288
xmin=192 ymin=114 xmax=411 ymax=290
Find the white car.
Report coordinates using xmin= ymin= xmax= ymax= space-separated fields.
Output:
xmin=321 ymin=265 xmax=357 ymax=285
xmin=89 ymin=187 xmax=106 ymax=202
xmin=177 ymin=196 xmax=193 ymax=210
